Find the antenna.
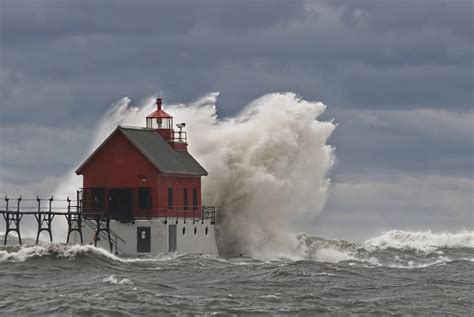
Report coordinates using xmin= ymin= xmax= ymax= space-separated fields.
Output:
xmin=157 ymin=88 xmax=164 ymax=99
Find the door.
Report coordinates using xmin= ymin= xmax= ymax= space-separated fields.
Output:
xmin=137 ymin=227 xmax=151 ymax=253
xmin=168 ymin=225 xmax=177 ymax=252
xmin=108 ymin=189 xmax=133 ymax=222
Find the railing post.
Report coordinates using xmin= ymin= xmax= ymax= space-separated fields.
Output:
xmin=77 ymin=190 xmax=81 ymax=214
xmin=17 ymin=195 xmax=22 ymax=214
xmin=48 ymin=196 xmax=54 ymax=242
xmin=36 ymin=195 xmax=41 ymax=213
xmin=49 ymin=196 xmax=53 ymax=213
xmin=3 ymin=197 xmax=8 ymax=246
xmin=34 ymin=195 xmax=42 ymax=245
xmin=16 ymin=196 xmax=22 ymax=245
xmin=67 ymin=196 xmax=71 ymax=214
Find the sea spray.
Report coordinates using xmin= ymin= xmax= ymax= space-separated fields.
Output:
xmin=184 ymin=93 xmax=336 ymax=258
xmin=53 ymin=92 xmax=336 ymax=257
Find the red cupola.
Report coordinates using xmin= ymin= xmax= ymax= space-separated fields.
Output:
xmin=146 ymin=98 xmax=174 ymax=141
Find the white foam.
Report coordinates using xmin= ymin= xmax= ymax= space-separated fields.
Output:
xmin=0 ymin=243 xmax=122 ymax=263
xmin=365 ymin=230 xmax=474 ymax=253
xmin=102 ymin=275 xmax=132 ymax=285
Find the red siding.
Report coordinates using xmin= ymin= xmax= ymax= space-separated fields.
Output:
xmin=81 ymin=131 xmax=158 ymax=188
xmin=158 ymin=175 xmax=202 ymax=208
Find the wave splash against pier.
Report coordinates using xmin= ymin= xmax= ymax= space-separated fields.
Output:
xmin=53 ymin=92 xmax=336 ymax=258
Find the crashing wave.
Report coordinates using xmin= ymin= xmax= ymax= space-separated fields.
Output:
xmin=0 ymin=243 xmax=122 ymax=263
xmin=365 ymin=230 xmax=474 ymax=252
xmin=291 ymin=230 xmax=474 ymax=268
xmin=1 ymin=230 xmax=472 ymax=269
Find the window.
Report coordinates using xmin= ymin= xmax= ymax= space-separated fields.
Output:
xmin=138 ymin=187 xmax=152 ymax=209
xmin=183 ymin=189 xmax=188 ymax=210
xmin=192 ymin=188 xmax=198 ymax=210
xmin=146 ymin=117 xmax=173 ymax=129
xmin=168 ymin=187 xmax=173 ymax=209
xmin=91 ymin=188 xmax=105 ymax=210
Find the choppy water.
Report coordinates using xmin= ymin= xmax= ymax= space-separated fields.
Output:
xmin=1 ymin=231 xmax=473 ymax=316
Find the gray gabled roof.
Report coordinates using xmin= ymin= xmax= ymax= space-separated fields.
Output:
xmin=76 ymin=126 xmax=207 ymax=176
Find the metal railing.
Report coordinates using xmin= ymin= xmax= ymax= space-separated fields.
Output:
xmin=0 ymin=194 xmax=216 ymax=247
xmin=81 ymin=203 xmax=216 ymax=224
xmin=0 ymin=195 xmax=216 ymax=223
xmin=173 ymin=130 xmax=187 ymax=143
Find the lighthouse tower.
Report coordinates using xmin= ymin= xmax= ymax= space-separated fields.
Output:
xmin=146 ymin=98 xmax=173 ymax=141
xmin=75 ymin=97 xmax=217 ymax=255
xmin=146 ymin=98 xmax=187 ymax=151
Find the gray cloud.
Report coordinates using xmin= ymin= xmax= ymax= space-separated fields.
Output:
xmin=1 ymin=0 xmax=472 ymax=122
xmin=326 ymin=107 xmax=474 ymax=179
xmin=0 ymin=0 xmax=472 ymax=238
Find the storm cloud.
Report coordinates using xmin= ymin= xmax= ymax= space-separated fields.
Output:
xmin=1 ymin=0 xmax=472 ymax=240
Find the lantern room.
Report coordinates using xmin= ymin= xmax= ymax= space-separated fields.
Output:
xmin=146 ymin=97 xmax=174 ymax=141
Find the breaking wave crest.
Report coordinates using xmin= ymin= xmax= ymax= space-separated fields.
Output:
xmin=293 ymin=230 xmax=474 ymax=268
xmin=0 ymin=243 xmax=187 ymax=264
xmin=2 ymin=230 xmax=472 ymax=270
xmin=0 ymin=243 xmax=121 ymax=263
xmin=365 ymin=230 xmax=474 ymax=252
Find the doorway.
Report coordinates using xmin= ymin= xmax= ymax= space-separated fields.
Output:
xmin=137 ymin=227 xmax=151 ymax=253
xmin=168 ymin=225 xmax=177 ymax=252
xmin=108 ymin=188 xmax=133 ymax=222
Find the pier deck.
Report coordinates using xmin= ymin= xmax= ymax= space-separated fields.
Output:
xmin=0 ymin=193 xmax=113 ymax=249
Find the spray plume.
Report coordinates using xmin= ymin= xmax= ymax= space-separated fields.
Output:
xmin=54 ymin=92 xmax=336 ymax=259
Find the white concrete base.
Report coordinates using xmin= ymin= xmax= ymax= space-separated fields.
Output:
xmin=78 ymin=219 xmax=218 ymax=256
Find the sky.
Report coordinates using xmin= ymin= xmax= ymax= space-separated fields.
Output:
xmin=0 ymin=0 xmax=473 ymax=241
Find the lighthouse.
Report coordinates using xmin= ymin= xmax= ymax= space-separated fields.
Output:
xmin=75 ymin=98 xmax=218 ymax=255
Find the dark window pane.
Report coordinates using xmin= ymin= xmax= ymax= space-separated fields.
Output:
xmin=138 ymin=187 xmax=152 ymax=209
xmin=168 ymin=187 xmax=173 ymax=209
xmin=183 ymin=189 xmax=188 ymax=210
xmin=91 ymin=188 xmax=105 ymax=210
xmin=192 ymin=188 xmax=198 ymax=210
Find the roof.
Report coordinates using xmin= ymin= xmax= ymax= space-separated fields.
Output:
xmin=146 ymin=108 xmax=173 ymax=118
xmin=76 ymin=126 xmax=208 ymax=176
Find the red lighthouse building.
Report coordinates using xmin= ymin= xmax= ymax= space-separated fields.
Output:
xmin=76 ymin=97 xmax=208 ymax=220
xmin=75 ymin=98 xmax=217 ymax=255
